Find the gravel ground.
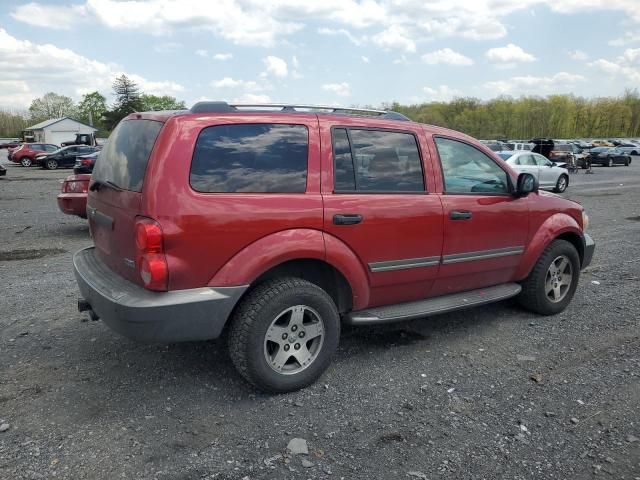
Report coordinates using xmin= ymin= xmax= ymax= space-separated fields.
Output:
xmin=0 ymin=158 xmax=639 ymax=480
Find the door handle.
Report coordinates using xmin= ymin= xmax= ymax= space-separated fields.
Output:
xmin=449 ymin=210 xmax=472 ymax=220
xmin=333 ymin=214 xmax=363 ymax=225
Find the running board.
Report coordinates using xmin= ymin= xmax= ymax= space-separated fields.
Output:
xmin=346 ymin=283 xmax=522 ymax=325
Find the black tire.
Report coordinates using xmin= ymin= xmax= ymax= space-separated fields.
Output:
xmin=45 ymin=159 xmax=58 ymax=170
xmin=553 ymin=174 xmax=568 ymax=193
xmin=20 ymin=157 xmax=32 ymax=167
xmin=518 ymin=239 xmax=580 ymax=316
xmin=228 ymin=278 xmax=340 ymax=393
xmin=607 ymin=158 xmax=613 ymax=167
xmin=625 ymin=158 xmax=630 ymax=166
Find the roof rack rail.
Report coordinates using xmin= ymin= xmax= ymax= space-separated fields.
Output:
xmin=189 ymin=101 xmax=410 ymax=121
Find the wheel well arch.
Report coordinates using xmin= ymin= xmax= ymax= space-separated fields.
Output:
xmin=556 ymin=232 xmax=584 ymax=266
xmin=250 ymin=259 xmax=354 ymax=314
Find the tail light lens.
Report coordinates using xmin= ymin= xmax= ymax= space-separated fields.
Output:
xmin=135 ymin=218 xmax=168 ymax=291
xmin=62 ymin=179 xmax=89 ymax=193
xmin=81 ymin=158 xmax=93 ymax=166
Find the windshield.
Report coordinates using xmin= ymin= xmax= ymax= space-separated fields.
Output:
xmin=92 ymin=119 xmax=162 ymax=192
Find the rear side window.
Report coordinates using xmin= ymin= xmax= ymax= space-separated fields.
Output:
xmin=190 ymin=124 xmax=308 ymax=193
xmin=332 ymin=128 xmax=424 ymax=192
xmin=92 ymin=119 xmax=162 ymax=192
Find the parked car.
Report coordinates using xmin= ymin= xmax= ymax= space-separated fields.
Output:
xmin=9 ymin=143 xmax=58 ymax=167
xmin=480 ymin=141 xmax=505 ymax=152
xmin=35 ymin=145 xmax=99 ymax=170
xmin=497 ymin=151 xmax=569 ymax=193
xmin=57 ymin=174 xmax=91 ymax=218
xmin=581 ymin=147 xmax=633 ymax=167
xmin=0 ymin=139 xmax=21 ymax=149
xmin=73 ymin=102 xmax=595 ymax=393
xmin=615 ymin=143 xmax=640 ymax=155
xmin=591 ymin=140 xmax=614 ymax=147
xmin=504 ymin=142 xmax=533 ymax=152
xmin=73 ymin=151 xmax=100 ymax=174
xmin=0 ymin=163 xmax=6 ymax=176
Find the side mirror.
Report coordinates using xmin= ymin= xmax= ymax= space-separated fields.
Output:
xmin=515 ymin=172 xmax=538 ymax=197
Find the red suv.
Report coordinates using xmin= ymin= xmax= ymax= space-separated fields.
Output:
xmin=10 ymin=143 xmax=58 ymax=166
xmin=74 ymin=102 xmax=595 ymax=392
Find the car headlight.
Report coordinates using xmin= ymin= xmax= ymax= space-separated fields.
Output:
xmin=582 ymin=211 xmax=589 ymax=232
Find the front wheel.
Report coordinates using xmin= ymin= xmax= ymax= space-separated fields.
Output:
xmin=607 ymin=158 xmax=613 ymax=167
xmin=518 ymin=239 xmax=581 ymax=315
xmin=20 ymin=157 xmax=32 ymax=167
xmin=553 ymin=174 xmax=568 ymax=193
xmin=228 ymin=278 xmax=340 ymax=393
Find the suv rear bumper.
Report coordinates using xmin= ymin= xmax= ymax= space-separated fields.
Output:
xmin=73 ymin=247 xmax=247 ymax=343
xmin=582 ymin=233 xmax=595 ymax=270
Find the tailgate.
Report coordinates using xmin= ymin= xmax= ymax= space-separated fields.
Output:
xmin=88 ymin=118 xmax=163 ymax=286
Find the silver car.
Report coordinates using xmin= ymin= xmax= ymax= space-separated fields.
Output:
xmin=497 ymin=151 xmax=569 ymax=193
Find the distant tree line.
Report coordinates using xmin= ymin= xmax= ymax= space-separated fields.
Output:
xmin=387 ymin=89 xmax=640 ymax=140
xmin=0 ymin=74 xmax=186 ymax=138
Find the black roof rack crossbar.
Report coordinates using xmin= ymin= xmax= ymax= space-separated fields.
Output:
xmin=190 ymin=101 xmax=410 ymax=121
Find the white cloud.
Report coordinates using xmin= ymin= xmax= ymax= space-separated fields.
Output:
xmin=195 ymin=49 xmax=208 ymax=57
xmin=422 ymin=48 xmax=474 ymax=66
xmin=422 ymin=85 xmax=463 ymax=102
xmin=589 ymin=49 xmax=640 ymax=83
xmin=317 ymin=27 xmax=362 ymax=46
xmin=609 ymin=31 xmax=640 ymax=46
xmin=211 ymin=77 xmax=262 ymax=91
xmin=10 ymin=0 xmax=640 ymax=52
xmin=486 ymin=44 xmax=536 ymax=64
xmin=568 ymin=49 xmax=589 ymax=60
xmin=0 ymin=28 xmax=183 ymax=109
xmin=322 ymin=82 xmax=351 ymax=97
xmin=484 ymin=72 xmax=586 ymax=95
xmin=361 ymin=56 xmax=370 ymax=63
xmin=213 ymin=53 xmax=233 ymax=61
xmin=371 ymin=25 xmax=416 ymax=52
xmin=10 ymin=2 xmax=87 ymax=29
xmin=263 ymin=56 xmax=288 ymax=77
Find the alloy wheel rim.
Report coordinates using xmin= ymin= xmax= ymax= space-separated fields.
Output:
xmin=47 ymin=160 xmax=56 ymax=169
xmin=558 ymin=177 xmax=566 ymax=191
xmin=545 ymin=255 xmax=573 ymax=303
xmin=263 ymin=305 xmax=325 ymax=375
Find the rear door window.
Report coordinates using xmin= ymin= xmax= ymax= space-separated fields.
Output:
xmin=190 ymin=124 xmax=308 ymax=193
xmin=331 ymin=128 xmax=424 ymax=192
xmin=92 ymin=119 xmax=163 ymax=192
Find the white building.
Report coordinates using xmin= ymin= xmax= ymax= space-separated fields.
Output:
xmin=24 ymin=117 xmax=97 ymax=147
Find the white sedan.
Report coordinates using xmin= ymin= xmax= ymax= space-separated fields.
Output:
xmin=496 ymin=151 xmax=569 ymax=193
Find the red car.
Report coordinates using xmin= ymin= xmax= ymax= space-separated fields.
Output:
xmin=57 ymin=174 xmax=90 ymax=218
xmin=10 ymin=143 xmax=58 ymax=166
xmin=73 ymin=102 xmax=595 ymax=392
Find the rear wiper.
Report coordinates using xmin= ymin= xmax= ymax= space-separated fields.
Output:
xmin=89 ymin=179 xmax=123 ymax=192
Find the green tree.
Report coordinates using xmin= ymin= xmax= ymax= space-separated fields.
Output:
xmin=139 ymin=94 xmax=186 ymax=111
xmin=77 ymin=91 xmax=107 ymax=127
xmin=0 ymin=109 xmax=29 ymax=138
xmin=28 ymin=92 xmax=77 ymax=122
xmin=103 ymin=74 xmax=143 ymax=129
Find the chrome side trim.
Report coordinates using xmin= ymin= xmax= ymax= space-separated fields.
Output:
xmin=442 ymin=246 xmax=524 ymax=265
xmin=369 ymin=256 xmax=441 ymax=273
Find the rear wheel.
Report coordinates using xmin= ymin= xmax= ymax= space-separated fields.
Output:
xmin=607 ymin=158 xmax=613 ymax=167
xmin=518 ymin=239 xmax=580 ymax=315
xmin=45 ymin=159 xmax=58 ymax=170
xmin=20 ymin=157 xmax=32 ymax=167
xmin=553 ymin=174 xmax=568 ymax=193
xmin=625 ymin=158 xmax=630 ymax=166
xmin=228 ymin=278 xmax=340 ymax=393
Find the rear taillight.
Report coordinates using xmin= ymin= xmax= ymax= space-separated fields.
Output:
xmin=135 ymin=218 xmax=168 ymax=291
xmin=62 ymin=180 xmax=89 ymax=193
xmin=81 ymin=159 xmax=92 ymax=166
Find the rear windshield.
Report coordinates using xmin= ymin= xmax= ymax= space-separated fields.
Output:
xmin=92 ymin=119 xmax=162 ymax=192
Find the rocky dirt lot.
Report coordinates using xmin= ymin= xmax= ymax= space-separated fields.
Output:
xmin=0 ymin=158 xmax=639 ymax=480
